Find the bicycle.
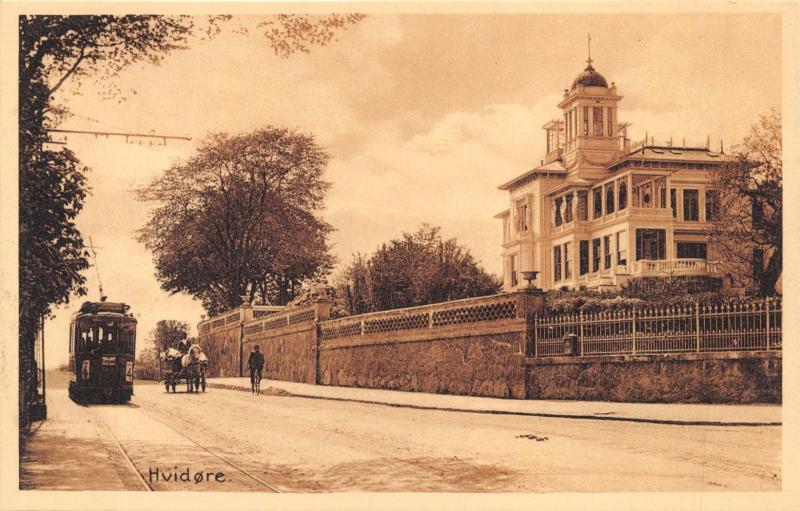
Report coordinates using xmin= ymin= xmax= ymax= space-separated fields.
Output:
xmin=250 ymin=368 xmax=262 ymax=395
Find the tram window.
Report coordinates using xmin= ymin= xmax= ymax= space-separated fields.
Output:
xmin=80 ymin=323 xmax=99 ymax=350
xmin=120 ymin=325 xmax=135 ymax=352
xmin=100 ymin=323 xmax=118 ymax=346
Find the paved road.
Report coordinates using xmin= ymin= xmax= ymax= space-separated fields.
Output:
xmin=22 ymin=376 xmax=781 ymax=492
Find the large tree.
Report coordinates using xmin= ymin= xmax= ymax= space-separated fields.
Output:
xmin=336 ymin=225 xmax=502 ymax=314
xmin=149 ymin=320 xmax=189 ymax=352
xmin=137 ymin=128 xmax=334 ymax=314
xmin=710 ymin=109 xmax=782 ymax=295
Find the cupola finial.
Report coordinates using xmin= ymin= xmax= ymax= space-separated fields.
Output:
xmin=587 ymin=33 xmax=593 ymax=68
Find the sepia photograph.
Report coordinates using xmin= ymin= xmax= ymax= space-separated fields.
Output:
xmin=2 ymin=2 xmax=797 ymax=510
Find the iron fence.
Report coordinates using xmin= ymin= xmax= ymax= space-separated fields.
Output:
xmin=531 ymin=297 xmax=781 ymax=357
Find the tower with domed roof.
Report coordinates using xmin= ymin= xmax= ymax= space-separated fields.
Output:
xmin=557 ymin=36 xmax=622 ymax=179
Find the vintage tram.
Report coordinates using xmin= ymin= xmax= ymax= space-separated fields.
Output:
xmin=68 ymin=299 xmax=137 ymax=403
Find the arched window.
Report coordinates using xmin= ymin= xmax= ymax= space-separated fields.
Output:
xmin=606 ymin=186 xmax=615 ymax=215
xmin=618 ymin=182 xmax=627 ymax=210
xmin=593 ymin=188 xmax=602 ymax=219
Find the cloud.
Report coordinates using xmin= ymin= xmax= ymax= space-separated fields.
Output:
xmin=326 ymin=95 xmax=562 ymax=275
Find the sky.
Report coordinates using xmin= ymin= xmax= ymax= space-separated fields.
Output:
xmin=40 ymin=12 xmax=781 ymax=366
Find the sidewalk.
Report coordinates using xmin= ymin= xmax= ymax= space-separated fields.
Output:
xmin=20 ymin=388 xmax=145 ymax=490
xmin=208 ymin=377 xmax=781 ymax=426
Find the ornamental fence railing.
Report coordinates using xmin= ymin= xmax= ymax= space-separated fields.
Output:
xmin=531 ymin=297 xmax=781 ymax=358
xmin=319 ymin=293 xmax=522 ymax=342
xmin=241 ymin=306 xmax=318 ymax=336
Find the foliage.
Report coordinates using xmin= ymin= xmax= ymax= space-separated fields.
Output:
xmin=137 ymin=128 xmax=334 ymax=314
xmin=282 ymin=285 xmax=350 ymax=319
xmin=133 ymin=348 xmax=162 ymax=380
xmin=19 ymin=138 xmax=90 ymax=327
xmin=710 ymin=109 xmax=782 ymax=295
xmin=336 ymin=225 xmax=501 ymax=314
xmin=257 ymin=14 xmax=367 ymax=58
xmin=149 ymin=320 xmax=189 ymax=352
xmin=545 ymin=277 xmax=738 ymax=315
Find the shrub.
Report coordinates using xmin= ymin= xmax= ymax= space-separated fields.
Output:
xmin=544 ymin=277 xmax=740 ymax=315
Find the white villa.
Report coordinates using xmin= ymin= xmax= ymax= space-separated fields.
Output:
xmin=496 ymin=55 xmax=729 ymax=292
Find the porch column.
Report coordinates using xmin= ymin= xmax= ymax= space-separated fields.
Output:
xmin=600 ymin=185 xmax=605 ymax=218
xmin=628 ymin=173 xmax=634 ymax=209
xmin=666 ymin=226 xmax=675 ymax=260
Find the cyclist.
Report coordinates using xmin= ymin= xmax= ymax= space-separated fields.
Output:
xmin=248 ymin=345 xmax=265 ymax=393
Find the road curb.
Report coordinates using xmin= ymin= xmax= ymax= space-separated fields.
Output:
xmin=206 ymin=383 xmax=782 ymax=427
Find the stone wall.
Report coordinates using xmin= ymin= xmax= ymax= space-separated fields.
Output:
xmin=315 ymin=292 xmax=543 ymax=399
xmin=197 ymin=292 xmax=781 ymax=404
xmin=243 ymin=323 xmax=318 ymax=384
xmin=200 ymin=323 xmax=240 ymax=378
xmin=525 ymin=351 xmax=782 ymax=403
xmin=318 ymin=327 xmax=527 ymax=398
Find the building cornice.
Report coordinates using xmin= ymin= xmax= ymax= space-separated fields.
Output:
xmin=498 ymin=162 xmax=567 ymax=191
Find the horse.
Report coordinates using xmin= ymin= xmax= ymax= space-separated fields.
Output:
xmin=180 ymin=344 xmax=207 ymax=392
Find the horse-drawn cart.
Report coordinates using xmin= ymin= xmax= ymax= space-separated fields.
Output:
xmin=159 ymin=345 xmax=208 ymax=393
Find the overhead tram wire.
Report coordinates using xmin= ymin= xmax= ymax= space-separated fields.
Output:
xmin=68 ymin=112 xmax=138 ymax=134
xmin=46 ymin=128 xmax=192 ymax=145
xmin=44 ymin=112 xmax=192 ymax=146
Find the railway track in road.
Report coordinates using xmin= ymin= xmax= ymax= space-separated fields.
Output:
xmin=87 ymin=405 xmax=283 ymax=492
xmin=90 ymin=405 xmax=154 ymax=491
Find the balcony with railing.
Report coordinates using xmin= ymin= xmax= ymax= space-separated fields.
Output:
xmin=570 ymin=259 xmax=718 ymax=289
xmin=632 ymin=258 xmax=721 ymax=277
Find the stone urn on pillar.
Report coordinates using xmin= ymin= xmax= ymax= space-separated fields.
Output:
xmin=520 ymin=270 xmax=541 ymax=291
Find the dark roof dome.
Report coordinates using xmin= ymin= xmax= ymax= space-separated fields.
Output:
xmin=571 ymin=62 xmax=608 ymax=90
